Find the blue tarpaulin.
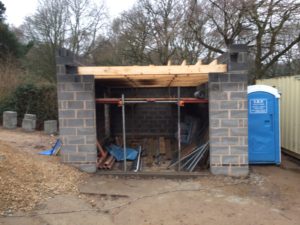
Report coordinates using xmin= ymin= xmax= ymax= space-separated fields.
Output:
xmin=105 ymin=144 xmax=138 ymax=161
xmin=39 ymin=139 xmax=62 ymax=156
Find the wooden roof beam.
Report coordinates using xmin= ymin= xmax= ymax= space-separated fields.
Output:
xmin=77 ymin=64 xmax=227 ymax=76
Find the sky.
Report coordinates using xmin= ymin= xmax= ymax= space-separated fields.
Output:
xmin=1 ymin=0 xmax=137 ymax=27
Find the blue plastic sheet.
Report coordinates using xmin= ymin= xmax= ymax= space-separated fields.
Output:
xmin=39 ymin=139 xmax=62 ymax=155
xmin=106 ymin=144 xmax=138 ymax=161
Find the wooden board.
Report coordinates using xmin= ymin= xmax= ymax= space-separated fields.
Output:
xmin=78 ymin=62 xmax=227 ymax=76
xmin=78 ymin=61 xmax=227 ymax=88
xmin=165 ymin=139 xmax=172 ymax=160
xmin=159 ymin=137 xmax=166 ymax=155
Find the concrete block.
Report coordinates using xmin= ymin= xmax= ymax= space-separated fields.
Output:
xmin=57 ymin=92 xmax=75 ymax=100
xmin=211 ymin=166 xmax=229 ymax=175
xmin=230 ymin=110 xmax=247 ymax=118
xmin=210 ymin=155 xmax=221 ymax=165
xmin=230 ymin=146 xmax=248 ymax=154
xmin=230 ymin=166 xmax=249 ymax=176
xmin=24 ymin=114 xmax=36 ymax=120
xmin=222 ymin=155 xmax=239 ymax=164
xmin=210 ymin=128 xmax=228 ymax=136
xmin=67 ymin=101 xmax=84 ymax=109
xmin=81 ymin=75 xmax=94 ymax=82
xmin=67 ymin=136 xmax=85 ymax=145
xmin=210 ymin=146 xmax=229 ymax=154
xmin=221 ymin=119 xmax=239 ymax=127
xmin=77 ymin=128 xmax=95 ymax=135
xmin=230 ymin=92 xmax=247 ymax=100
xmin=59 ymin=128 xmax=77 ymax=135
xmin=85 ymin=119 xmax=95 ymax=127
xmin=86 ymin=135 xmax=96 ymax=144
xmin=3 ymin=111 xmax=17 ymax=129
xmin=220 ymin=101 xmax=238 ymax=109
xmin=67 ymin=119 xmax=84 ymax=127
xmin=59 ymin=110 xmax=75 ymax=118
xmin=209 ymin=101 xmax=219 ymax=110
xmin=230 ymin=74 xmax=248 ymax=82
xmin=78 ymin=144 xmax=96 ymax=152
xmin=22 ymin=114 xmax=36 ymax=132
xmin=85 ymin=101 xmax=95 ymax=109
xmin=220 ymin=83 xmax=240 ymax=91
xmin=209 ymin=91 xmax=228 ymax=100
xmin=210 ymin=110 xmax=229 ymax=118
xmin=86 ymin=153 xmax=98 ymax=162
xmin=68 ymin=153 xmax=86 ymax=162
xmin=78 ymin=164 xmax=97 ymax=173
xmin=44 ymin=120 xmax=57 ymax=134
xmin=61 ymin=145 xmax=77 ymax=153
xmin=210 ymin=119 xmax=220 ymax=128
xmin=221 ymin=137 xmax=239 ymax=145
xmin=230 ymin=127 xmax=248 ymax=136
xmin=75 ymin=92 xmax=94 ymax=101
xmin=77 ymin=110 xmax=95 ymax=118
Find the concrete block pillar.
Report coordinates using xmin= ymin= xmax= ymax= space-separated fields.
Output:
xmin=22 ymin=114 xmax=37 ymax=132
xmin=209 ymin=44 xmax=249 ymax=176
xmin=56 ymin=49 xmax=97 ymax=173
xmin=44 ymin=120 xmax=58 ymax=134
xmin=3 ymin=111 xmax=17 ymax=129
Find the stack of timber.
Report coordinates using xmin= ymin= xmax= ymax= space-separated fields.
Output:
xmin=96 ymin=141 xmax=116 ymax=170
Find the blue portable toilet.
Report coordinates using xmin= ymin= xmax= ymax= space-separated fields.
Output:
xmin=248 ymin=85 xmax=281 ymax=165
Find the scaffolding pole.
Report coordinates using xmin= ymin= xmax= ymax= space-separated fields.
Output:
xmin=95 ymin=98 xmax=208 ymax=105
xmin=122 ymin=94 xmax=127 ymax=172
xmin=177 ymin=87 xmax=181 ymax=171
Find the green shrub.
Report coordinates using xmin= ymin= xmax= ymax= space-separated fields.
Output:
xmin=0 ymin=82 xmax=58 ymax=129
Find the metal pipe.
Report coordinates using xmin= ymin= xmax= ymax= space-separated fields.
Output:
xmin=167 ymin=146 xmax=200 ymax=168
xmin=177 ymin=87 xmax=181 ymax=171
xmin=104 ymin=92 xmax=111 ymax=137
xmin=188 ymin=143 xmax=209 ymax=172
xmin=122 ymin=94 xmax=127 ymax=172
xmin=180 ymin=149 xmax=202 ymax=169
xmin=186 ymin=146 xmax=205 ymax=171
xmin=133 ymin=146 xmax=142 ymax=172
xmin=95 ymin=98 xmax=208 ymax=104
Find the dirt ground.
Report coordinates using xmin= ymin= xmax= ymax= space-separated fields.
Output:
xmin=0 ymin=127 xmax=299 ymax=225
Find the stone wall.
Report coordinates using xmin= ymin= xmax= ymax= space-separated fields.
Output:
xmin=56 ymin=49 xmax=97 ymax=173
xmin=209 ymin=45 xmax=249 ymax=176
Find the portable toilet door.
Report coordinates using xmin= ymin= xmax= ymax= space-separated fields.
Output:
xmin=248 ymin=85 xmax=281 ymax=165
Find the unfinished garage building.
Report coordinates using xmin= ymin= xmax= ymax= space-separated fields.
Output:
xmin=56 ymin=44 xmax=248 ymax=176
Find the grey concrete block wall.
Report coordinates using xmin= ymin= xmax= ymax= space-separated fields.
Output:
xmin=209 ymin=45 xmax=249 ymax=176
xmin=56 ymin=49 xmax=97 ymax=173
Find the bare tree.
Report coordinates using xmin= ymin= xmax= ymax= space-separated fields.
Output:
xmin=21 ymin=0 xmax=107 ymax=80
xmin=188 ymin=0 xmax=250 ymax=55
xmin=22 ymin=0 xmax=68 ymax=55
xmin=188 ymin=0 xmax=300 ymax=79
xmin=102 ymin=0 xmax=198 ymax=65
xmin=246 ymin=0 xmax=300 ymax=79
xmin=67 ymin=0 xmax=107 ymax=55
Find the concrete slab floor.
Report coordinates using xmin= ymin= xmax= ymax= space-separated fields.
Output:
xmin=0 ymin=127 xmax=299 ymax=225
xmin=1 ymin=165 xmax=300 ymax=225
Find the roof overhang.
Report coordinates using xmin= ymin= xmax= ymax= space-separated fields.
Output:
xmin=77 ymin=60 xmax=227 ymax=88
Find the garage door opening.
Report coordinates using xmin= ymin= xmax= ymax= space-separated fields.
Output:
xmin=95 ymin=84 xmax=209 ymax=173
